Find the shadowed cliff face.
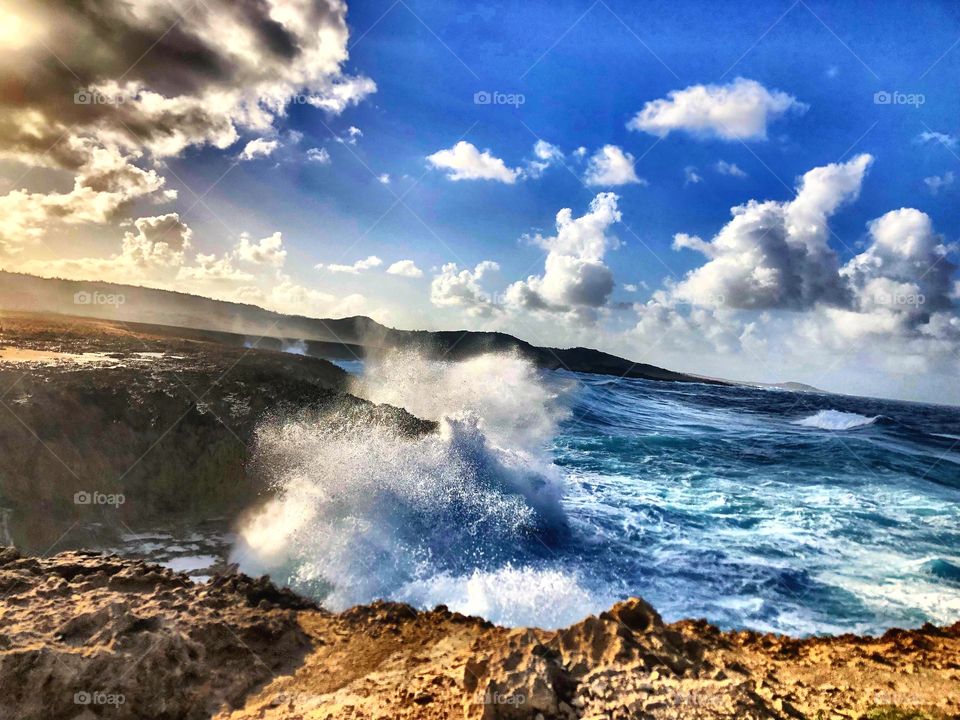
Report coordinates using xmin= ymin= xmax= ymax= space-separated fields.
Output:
xmin=0 ymin=312 xmax=434 ymax=552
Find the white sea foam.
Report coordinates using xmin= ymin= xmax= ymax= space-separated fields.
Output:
xmin=793 ymin=409 xmax=880 ymax=430
xmin=397 ymin=565 xmax=612 ymax=629
xmin=231 ymin=351 xmax=575 ymax=618
xmin=350 ymin=350 xmax=572 ymax=452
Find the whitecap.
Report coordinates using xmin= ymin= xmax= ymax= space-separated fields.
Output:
xmin=793 ymin=409 xmax=880 ymax=431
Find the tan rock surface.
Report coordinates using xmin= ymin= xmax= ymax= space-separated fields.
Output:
xmin=2 ymin=549 xmax=958 ymax=720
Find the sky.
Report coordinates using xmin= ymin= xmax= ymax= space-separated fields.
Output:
xmin=0 ymin=0 xmax=958 ymax=404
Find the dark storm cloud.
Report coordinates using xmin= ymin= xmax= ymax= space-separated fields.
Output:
xmin=0 ymin=0 xmax=370 ymax=168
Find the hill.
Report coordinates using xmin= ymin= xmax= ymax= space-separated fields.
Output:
xmin=0 ymin=271 xmax=722 ymax=385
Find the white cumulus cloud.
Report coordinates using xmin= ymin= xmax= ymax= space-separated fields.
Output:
xmin=584 ymin=145 xmax=646 ymax=187
xmin=924 ymin=171 xmax=954 ymax=194
xmin=505 ymin=193 xmax=622 ymax=322
xmin=317 ymin=255 xmax=383 ymax=274
xmin=627 ymin=78 xmax=807 ymax=141
xmin=427 ymin=141 xmax=519 ymax=183
xmin=715 ymin=160 xmax=748 ymax=178
xmin=430 ymin=261 xmax=501 ymax=316
xmin=306 ymin=147 xmax=331 ymax=164
xmin=239 ymin=138 xmax=278 ymax=161
xmin=236 ymin=232 xmax=286 ymax=267
xmin=670 ymin=154 xmax=874 ymax=309
xmin=387 ymin=260 xmax=424 ymax=278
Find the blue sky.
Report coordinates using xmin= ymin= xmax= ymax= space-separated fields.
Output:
xmin=174 ymin=0 xmax=959 ymax=317
xmin=267 ymin=3 xmax=953 ymax=254
xmin=2 ymin=0 xmax=959 ymax=402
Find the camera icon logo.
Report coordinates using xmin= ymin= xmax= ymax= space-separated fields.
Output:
xmin=74 ymin=491 xmax=92 ymax=505
xmin=74 ymin=89 xmax=92 ymax=105
xmin=74 ymin=691 xmax=92 ymax=705
xmin=73 ymin=291 xmax=92 ymax=305
xmin=873 ymin=90 xmax=892 ymax=105
xmin=473 ymin=90 xmax=492 ymax=105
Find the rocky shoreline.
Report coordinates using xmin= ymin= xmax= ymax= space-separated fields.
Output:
xmin=0 ymin=312 xmax=432 ymax=551
xmin=2 ymin=549 xmax=958 ymax=720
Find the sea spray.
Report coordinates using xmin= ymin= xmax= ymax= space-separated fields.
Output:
xmin=232 ymin=351 xmax=579 ymax=620
xmin=349 ymin=349 xmax=573 ymax=453
xmin=280 ymin=339 xmax=308 ymax=355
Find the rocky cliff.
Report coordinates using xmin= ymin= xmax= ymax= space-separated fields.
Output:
xmin=0 ymin=312 xmax=433 ymax=551
xmin=1 ymin=549 xmax=957 ymax=720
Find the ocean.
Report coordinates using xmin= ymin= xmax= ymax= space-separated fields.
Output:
xmin=218 ymin=351 xmax=960 ymax=636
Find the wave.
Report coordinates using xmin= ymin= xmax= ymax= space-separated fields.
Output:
xmin=231 ymin=351 xmax=575 ymax=621
xmin=396 ymin=565 xmax=614 ymax=628
xmin=793 ymin=409 xmax=881 ymax=431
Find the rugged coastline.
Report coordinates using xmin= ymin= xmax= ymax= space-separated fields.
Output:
xmin=2 ymin=310 xmax=959 ymax=720
xmin=1 ymin=548 xmax=958 ymax=720
xmin=0 ymin=311 xmax=432 ymax=551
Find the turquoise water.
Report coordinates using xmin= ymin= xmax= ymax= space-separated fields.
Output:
xmin=553 ymin=374 xmax=960 ymax=635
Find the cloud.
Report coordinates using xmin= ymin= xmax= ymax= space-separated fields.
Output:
xmin=505 ymin=193 xmax=622 ymax=321
xmin=795 ymin=209 xmax=959 ymax=379
xmin=627 ymin=78 xmax=807 ymax=141
xmin=427 ymin=141 xmax=519 ymax=183
xmin=430 ymin=261 xmax=501 ymax=316
xmin=236 ymin=232 xmax=287 ymax=267
xmin=0 ymin=145 xmax=175 ymax=256
xmin=334 ymin=126 xmax=363 ymax=145
xmin=317 ymin=255 xmax=383 ymax=274
xmin=916 ymin=131 xmax=958 ymax=149
xmin=684 ymin=166 xmax=703 ymax=185
xmin=628 ymin=158 xmax=960 ymax=398
xmin=524 ymin=140 xmax=564 ymax=178
xmin=19 ymin=212 xmax=193 ymax=284
xmin=0 ymin=0 xmax=374 ymax=253
xmin=306 ymin=147 xmax=331 ymax=164
xmin=533 ymin=140 xmax=563 ymax=162
xmin=177 ymin=253 xmax=255 ymax=287
xmin=843 ymin=208 xmax=957 ymax=315
xmin=239 ymin=138 xmax=279 ymax=161
xmin=387 ymin=260 xmax=424 ymax=278
xmin=670 ymin=154 xmax=873 ymax=310
xmin=584 ymin=146 xmax=646 ymax=187
xmin=0 ymin=1 xmax=374 ymax=167
xmin=924 ymin=171 xmax=954 ymax=194
xmin=715 ymin=160 xmax=748 ymax=178
xmin=377 ymin=173 xmax=391 ymax=184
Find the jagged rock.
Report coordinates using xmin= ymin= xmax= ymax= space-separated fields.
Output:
xmin=0 ymin=551 xmax=312 ymax=720
xmin=2 ymin=550 xmax=959 ymax=720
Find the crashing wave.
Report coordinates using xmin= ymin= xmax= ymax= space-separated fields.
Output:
xmin=231 ymin=351 xmax=574 ymax=620
xmin=793 ymin=409 xmax=880 ymax=431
